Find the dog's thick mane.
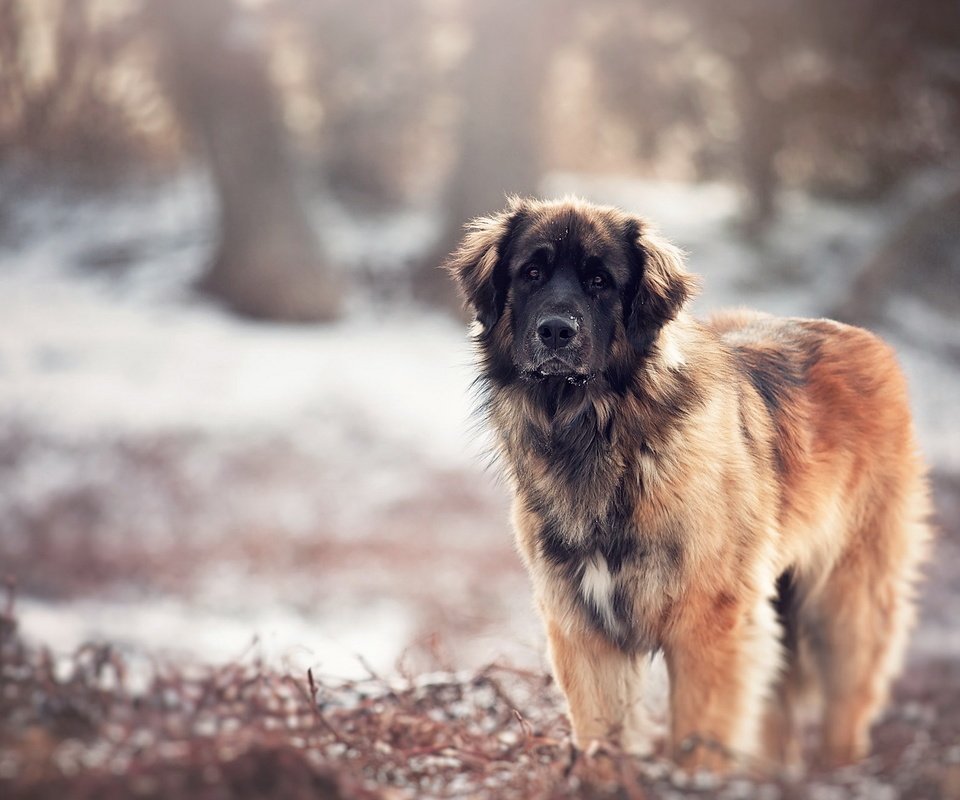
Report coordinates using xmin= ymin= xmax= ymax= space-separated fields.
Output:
xmin=479 ymin=317 xmax=714 ymax=533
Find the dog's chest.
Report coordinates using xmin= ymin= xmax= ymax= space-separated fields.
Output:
xmin=509 ymin=415 xmax=683 ymax=651
xmin=535 ymin=506 xmax=683 ymax=654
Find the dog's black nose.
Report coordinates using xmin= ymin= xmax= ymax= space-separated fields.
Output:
xmin=537 ymin=316 xmax=578 ymax=350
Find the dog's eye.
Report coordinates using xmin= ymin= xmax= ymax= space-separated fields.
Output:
xmin=525 ymin=266 xmax=542 ymax=281
xmin=587 ymin=272 xmax=607 ymax=290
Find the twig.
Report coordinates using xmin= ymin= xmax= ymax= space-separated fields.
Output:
xmin=513 ymin=708 xmax=532 ymax=745
xmin=300 ymin=668 xmax=353 ymax=747
xmin=356 ymin=654 xmax=382 ymax=682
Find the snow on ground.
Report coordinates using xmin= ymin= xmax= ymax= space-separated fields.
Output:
xmin=1 ymin=170 xmax=958 ymax=677
xmin=15 ymin=593 xmax=414 ymax=683
xmin=0 ymin=196 xmax=480 ymax=466
xmin=0 ymin=294 xmax=480 ymax=464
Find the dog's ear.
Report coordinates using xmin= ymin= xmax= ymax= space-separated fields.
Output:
xmin=622 ymin=217 xmax=698 ymax=354
xmin=443 ymin=198 xmax=528 ymax=334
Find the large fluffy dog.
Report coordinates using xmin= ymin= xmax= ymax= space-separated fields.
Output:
xmin=445 ymin=197 xmax=930 ymax=771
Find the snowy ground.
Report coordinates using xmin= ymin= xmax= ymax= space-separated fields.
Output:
xmin=1 ymin=170 xmax=958 ymax=695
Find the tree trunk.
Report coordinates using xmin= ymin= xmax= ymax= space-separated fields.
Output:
xmin=731 ymin=55 xmax=784 ymax=239
xmin=155 ymin=0 xmax=339 ymax=322
xmin=416 ymin=0 xmax=550 ymax=311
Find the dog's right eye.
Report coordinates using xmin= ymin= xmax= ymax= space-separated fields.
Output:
xmin=525 ymin=266 xmax=542 ymax=281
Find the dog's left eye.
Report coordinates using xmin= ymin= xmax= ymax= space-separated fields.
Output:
xmin=586 ymin=272 xmax=607 ymax=290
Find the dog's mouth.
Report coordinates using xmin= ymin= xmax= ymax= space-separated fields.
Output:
xmin=522 ymin=358 xmax=595 ymax=386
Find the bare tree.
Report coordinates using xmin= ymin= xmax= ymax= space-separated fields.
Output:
xmin=0 ymin=0 xmax=156 ymax=177
xmin=591 ymin=0 xmax=960 ymax=233
xmin=154 ymin=0 xmax=340 ymax=322
xmin=300 ymin=0 xmax=437 ymax=212
xmin=417 ymin=0 xmax=552 ymax=310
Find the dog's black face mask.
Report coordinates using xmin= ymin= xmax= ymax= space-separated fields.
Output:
xmin=444 ymin=198 xmax=697 ymax=392
xmin=506 ymin=212 xmax=628 ymax=385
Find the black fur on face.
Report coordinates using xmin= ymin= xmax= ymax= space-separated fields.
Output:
xmin=444 ymin=197 xmax=697 ymax=398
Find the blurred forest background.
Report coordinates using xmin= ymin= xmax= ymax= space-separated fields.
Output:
xmin=1 ymin=0 xmax=960 ymax=796
xmin=3 ymin=0 xmax=960 ymax=316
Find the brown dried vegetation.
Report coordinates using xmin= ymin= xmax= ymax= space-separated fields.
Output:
xmin=2 ymin=576 xmax=960 ymax=800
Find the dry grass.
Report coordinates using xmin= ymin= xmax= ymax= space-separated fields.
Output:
xmin=2 ymin=580 xmax=960 ymax=800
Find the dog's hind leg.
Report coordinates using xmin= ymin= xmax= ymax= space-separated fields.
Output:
xmin=804 ymin=495 xmax=929 ymax=767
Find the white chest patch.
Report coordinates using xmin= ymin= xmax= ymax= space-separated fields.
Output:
xmin=579 ymin=553 xmax=620 ymax=635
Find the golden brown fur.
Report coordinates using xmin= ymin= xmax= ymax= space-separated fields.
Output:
xmin=445 ymin=197 xmax=930 ymax=772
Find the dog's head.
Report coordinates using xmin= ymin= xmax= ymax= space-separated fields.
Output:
xmin=445 ymin=197 xmax=697 ymax=390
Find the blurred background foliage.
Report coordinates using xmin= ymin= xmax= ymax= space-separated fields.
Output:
xmin=2 ymin=0 xmax=958 ymax=321
xmin=2 ymin=7 xmax=960 ymax=791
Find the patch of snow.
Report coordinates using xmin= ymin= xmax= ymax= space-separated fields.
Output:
xmin=0 ymin=272 xmax=481 ymax=470
xmin=312 ymin=196 xmax=439 ymax=273
xmin=884 ymin=334 xmax=960 ymax=474
xmin=895 ymin=296 xmax=960 ymax=351
xmin=16 ymin=594 xmax=414 ymax=680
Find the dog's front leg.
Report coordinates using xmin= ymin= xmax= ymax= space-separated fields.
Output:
xmin=663 ymin=590 xmax=782 ymax=772
xmin=545 ymin=617 xmax=651 ymax=754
